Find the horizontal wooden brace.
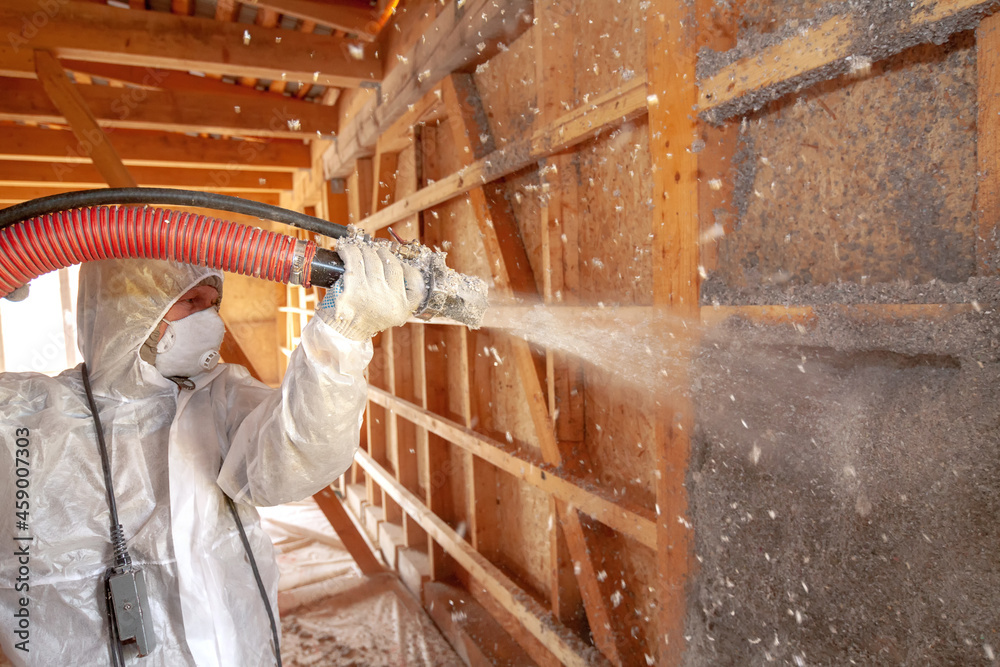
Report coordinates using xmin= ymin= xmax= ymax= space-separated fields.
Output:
xmin=0 ymin=76 xmax=336 ymax=139
xmin=357 ymin=75 xmax=649 ymax=233
xmin=699 ymin=303 xmax=977 ymax=326
xmin=697 ymin=0 xmax=1000 ymax=122
xmin=353 ymin=448 xmax=609 ymax=667
xmin=368 ymin=386 xmax=657 ymax=550
xmin=0 ymin=126 xmax=310 ymax=171
xmin=0 ymin=160 xmax=291 ymax=192
xmin=0 ymin=0 xmax=381 ymax=87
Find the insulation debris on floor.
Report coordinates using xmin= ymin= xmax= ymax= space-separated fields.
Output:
xmin=260 ymin=499 xmax=463 ymax=667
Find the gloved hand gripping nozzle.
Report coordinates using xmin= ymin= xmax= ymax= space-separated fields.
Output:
xmin=320 ymin=227 xmax=490 ymax=330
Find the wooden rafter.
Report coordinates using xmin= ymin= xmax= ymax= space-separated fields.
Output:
xmin=0 ymin=76 xmax=336 ymax=139
xmin=56 ymin=61 xmax=296 ymax=101
xmin=0 ymin=126 xmax=310 ymax=171
xmin=697 ymin=0 xmax=1000 ymax=122
xmin=0 ymin=187 xmax=281 ymax=208
xmin=0 ymin=0 xmax=381 ymax=87
xmin=249 ymin=0 xmax=381 ymax=41
xmin=322 ymin=0 xmax=534 ymax=178
xmin=0 ymin=160 xmax=292 ymax=192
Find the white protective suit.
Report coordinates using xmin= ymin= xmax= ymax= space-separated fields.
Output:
xmin=0 ymin=258 xmax=371 ymax=665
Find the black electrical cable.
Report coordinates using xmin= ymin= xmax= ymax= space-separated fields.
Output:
xmin=225 ymin=496 xmax=282 ymax=667
xmin=81 ymin=363 xmax=131 ymax=569
xmin=0 ymin=188 xmax=349 ymax=240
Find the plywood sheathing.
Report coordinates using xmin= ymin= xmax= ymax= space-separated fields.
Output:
xmin=705 ymin=33 xmax=978 ymax=291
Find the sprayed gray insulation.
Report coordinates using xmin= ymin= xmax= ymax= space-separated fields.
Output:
xmin=697 ymin=0 xmax=1000 ymax=123
xmin=686 ymin=294 xmax=1000 ymax=666
xmin=688 ymin=1 xmax=1000 ymax=663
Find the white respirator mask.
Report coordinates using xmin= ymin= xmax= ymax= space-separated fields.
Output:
xmin=154 ymin=308 xmax=226 ymax=379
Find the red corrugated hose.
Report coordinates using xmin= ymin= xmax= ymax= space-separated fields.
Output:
xmin=0 ymin=206 xmax=318 ymax=298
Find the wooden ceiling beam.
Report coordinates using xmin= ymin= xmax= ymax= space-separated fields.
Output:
xmin=0 ymin=186 xmax=281 ymax=207
xmin=0 ymin=0 xmax=381 ymax=87
xmin=58 ymin=61 xmax=295 ymax=101
xmin=0 ymin=126 xmax=310 ymax=172
xmin=0 ymin=76 xmax=337 ymax=139
xmin=0 ymin=160 xmax=292 ymax=192
xmin=249 ymin=0 xmax=381 ymax=41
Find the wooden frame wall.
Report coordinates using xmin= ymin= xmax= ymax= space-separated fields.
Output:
xmin=291 ymin=1 xmax=993 ymax=665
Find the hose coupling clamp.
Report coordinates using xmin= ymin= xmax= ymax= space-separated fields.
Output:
xmin=290 ymin=239 xmax=307 ymax=286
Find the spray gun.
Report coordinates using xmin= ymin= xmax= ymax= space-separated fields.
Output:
xmin=335 ymin=225 xmax=490 ymax=327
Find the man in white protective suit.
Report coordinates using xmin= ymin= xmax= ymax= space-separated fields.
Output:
xmin=0 ymin=239 xmax=422 ymax=666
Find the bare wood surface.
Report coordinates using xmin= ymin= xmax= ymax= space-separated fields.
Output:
xmin=312 ymin=486 xmax=385 ymax=576
xmin=321 ymin=0 xmax=534 ymax=178
xmin=0 ymin=76 xmax=336 ymax=139
xmin=354 ymin=448 xmax=610 ymax=667
xmin=0 ymin=160 xmax=291 ymax=192
xmin=249 ymin=0 xmax=380 ymax=40
xmin=978 ymin=11 xmax=1000 ymax=274
xmin=368 ymin=386 xmax=657 ymax=549
xmin=697 ymin=0 xmax=1000 ymax=122
xmin=0 ymin=188 xmax=282 ymax=208
xmin=34 ymin=50 xmax=135 ymax=188
xmin=357 ymin=76 xmax=648 ymax=234
xmin=0 ymin=125 xmax=310 ymax=171
xmin=0 ymin=0 xmax=381 ymax=87
xmin=647 ymin=2 xmax=699 ymax=663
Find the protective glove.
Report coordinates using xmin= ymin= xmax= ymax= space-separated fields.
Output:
xmin=316 ymin=239 xmax=425 ymax=341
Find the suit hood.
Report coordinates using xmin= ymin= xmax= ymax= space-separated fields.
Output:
xmin=77 ymin=258 xmax=223 ymax=393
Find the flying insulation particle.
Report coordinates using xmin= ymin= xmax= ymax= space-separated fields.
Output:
xmin=708 ymin=178 xmax=723 ymax=191
xmin=645 ymin=655 xmax=656 ymax=666
xmin=287 ymin=119 xmax=302 ymax=131
xmin=275 ymin=36 xmax=281 ymax=44
xmin=243 ymin=30 xmax=252 ymax=46
xmin=610 ymin=591 xmax=623 ymax=608
xmin=597 ymin=570 xmax=608 ymax=582
xmin=646 ymin=93 xmax=659 ymax=106
xmin=347 ymin=43 xmax=365 ymax=60
xmin=234 ymin=106 xmax=241 ymax=114
xmin=312 ymin=71 xmax=320 ymax=82
xmin=750 ymin=445 xmax=761 ymax=465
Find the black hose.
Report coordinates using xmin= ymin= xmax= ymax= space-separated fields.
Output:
xmin=0 ymin=188 xmax=349 ymax=240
